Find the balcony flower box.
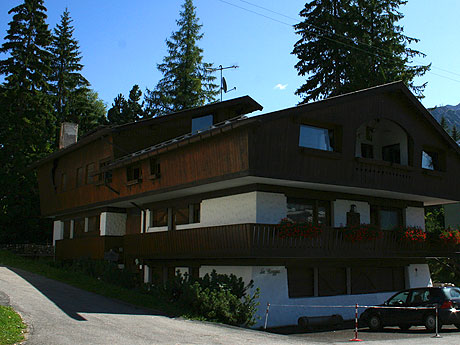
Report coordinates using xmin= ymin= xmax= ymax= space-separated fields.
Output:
xmin=399 ymin=226 xmax=427 ymax=243
xmin=339 ymin=224 xmax=382 ymax=243
xmin=439 ymin=228 xmax=460 ymax=246
xmin=277 ymin=218 xmax=322 ymax=239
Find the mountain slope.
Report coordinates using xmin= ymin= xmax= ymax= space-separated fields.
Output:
xmin=428 ymin=103 xmax=460 ymax=129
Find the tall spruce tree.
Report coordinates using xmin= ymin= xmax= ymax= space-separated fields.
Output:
xmin=292 ymin=0 xmax=430 ymax=103
xmin=145 ymin=0 xmax=218 ymax=116
xmin=50 ymin=9 xmax=105 ymax=138
xmin=0 ymin=0 xmax=54 ymax=243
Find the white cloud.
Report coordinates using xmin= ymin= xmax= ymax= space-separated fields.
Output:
xmin=274 ymin=83 xmax=288 ymax=90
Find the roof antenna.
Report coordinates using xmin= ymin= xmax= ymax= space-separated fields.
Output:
xmin=206 ymin=64 xmax=238 ymax=101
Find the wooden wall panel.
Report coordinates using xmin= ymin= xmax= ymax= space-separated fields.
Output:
xmin=39 ymin=128 xmax=249 ymax=216
xmin=249 ymin=91 xmax=460 ymax=202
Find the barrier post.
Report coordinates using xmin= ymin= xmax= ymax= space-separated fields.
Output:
xmin=432 ymin=305 xmax=442 ymax=338
xmin=349 ymin=303 xmax=363 ymax=342
xmin=264 ymin=303 xmax=270 ymax=330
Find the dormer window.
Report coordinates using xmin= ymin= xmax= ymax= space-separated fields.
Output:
xmin=299 ymin=125 xmax=334 ymax=152
xmin=191 ymin=114 xmax=213 ymax=133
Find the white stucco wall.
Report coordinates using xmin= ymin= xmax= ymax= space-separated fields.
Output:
xmin=52 ymin=220 xmax=64 ymax=245
xmin=405 ymin=207 xmax=425 ymax=230
xmin=202 ymin=265 xmax=400 ymax=328
xmin=445 ymin=203 xmax=460 ymax=228
xmin=100 ymin=212 xmax=127 ymax=236
xmin=406 ymin=264 xmax=432 ymax=288
xmin=333 ymin=200 xmax=370 ymax=227
xmin=200 ymin=192 xmax=258 ymax=226
xmin=186 ymin=191 xmax=287 ymax=229
xmin=256 ymin=192 xmax=287 ymax=223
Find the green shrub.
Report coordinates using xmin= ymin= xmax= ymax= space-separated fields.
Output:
xmin=146 ymin=270 xmax=260 ymax=327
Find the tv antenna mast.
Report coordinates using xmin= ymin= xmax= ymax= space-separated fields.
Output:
xmin=207 ymin=65 xmax=238 ymax=101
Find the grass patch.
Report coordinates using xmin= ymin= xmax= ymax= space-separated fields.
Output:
xmin=0 ymin=250 xmax=181 ymax=316
xmin=0 ymin=305 xmax=26 ymax=345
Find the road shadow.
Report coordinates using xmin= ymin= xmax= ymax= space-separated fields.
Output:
xmin=7 ymin=266 xmax=170 ymax=322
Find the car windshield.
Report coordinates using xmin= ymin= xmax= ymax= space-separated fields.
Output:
xmin=387 ymin=291 xmax=410 ymax=305
xmin=444 ymin=287 xmax=460 ymax=299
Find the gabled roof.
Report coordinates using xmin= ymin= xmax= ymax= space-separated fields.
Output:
xmin=31 ymin=95 xmax=262 ymax=168
xmin=253 ymin=81 xmax=460 ymax=156
xmin=101 ymin=82 xmax=460 ymax=171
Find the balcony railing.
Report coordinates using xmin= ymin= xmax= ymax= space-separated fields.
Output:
xmin=123 ymin=224 xmax=454 ymax=260
xmin=55 ymin=236 xmax=123 ymax=260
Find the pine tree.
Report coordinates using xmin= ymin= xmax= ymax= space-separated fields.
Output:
xmin=107 ymin=85 xmax=144 ymax=125
xmin=292 ymin=0 xmax=430 ymax=103
xmin=0 ymin=0 xmax=54 ymax=243
xmin=69 ymin=89 xmax=107 ymax=135
xmin=50 ymin=8 xmax=90 ymax=141
xmin=145 ymin=0 xmax=218 ymax=116
xmin=107 ymin=94 xmax=127 ymax=125
xmin=451 ymin=125 xmax=459 ymax=142
xmin=440 ymin=116 xmax=448 ymax=132
xmin=125 ymin=85 xmax=144 ymax=121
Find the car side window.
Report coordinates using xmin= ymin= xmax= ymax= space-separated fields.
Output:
xmin=388 ymin=291 xmax=410 ymax=305
xmin=409 ymin=289 xmax=429 ymax=305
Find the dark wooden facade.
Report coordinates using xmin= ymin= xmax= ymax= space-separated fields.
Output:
xmin=36 ymin=82 xmax=460 ymax=264
xmin=248 ymin=86 xmax=460 ymax=202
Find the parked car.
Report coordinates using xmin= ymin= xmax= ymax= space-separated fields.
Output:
xmin=360 ymin=286 xmax=460 ymax=331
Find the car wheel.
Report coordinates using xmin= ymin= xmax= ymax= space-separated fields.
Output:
xmin=424 ymin=314 xmax=441 ymax=332
xmin=398 ymin=324 xmax=411 ymax=331
xmin=368 ymin=315 xmax=383 ymax=331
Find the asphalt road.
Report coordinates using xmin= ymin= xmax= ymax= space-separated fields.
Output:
xmin=1 ymin=266 xmax=460 ymax=345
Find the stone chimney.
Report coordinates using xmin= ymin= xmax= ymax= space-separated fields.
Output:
xmin=59 ymin=122 xmax=78 ymax=149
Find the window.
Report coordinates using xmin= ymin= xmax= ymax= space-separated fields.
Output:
xmin=152 ymin=208 xmax=168 ymax=227
xmin=351 ymin=267 xmax=405 ymax=294
xmin=99 ymin=159 xmax=112 ymax=183
xmin=126 ymin=164 xmax=141 ymax=183
xmin=370 ymin=206 xmax=402 ymax=230
xmin=149 ymin=158 xmax=161 ymax=178
xmin=87 ymin=215 xmax=100 ymax=233
xmin=299 ymin=125 xmax=334 ymax=151
xmin=174 ymin=206 xmax=189 ymax=226
xmin=422 ymin=150 xmax=439 ymax=170
xmin=63 ymin=220 xmax=71 ymax=239
xmin=318 ymin=267 xmax=347 ymax=296
xmin=287 ymin=267 xmax=314 ymax=298
xmin=86 ymin=163 xmax=95 ymax=184
xmin=61 ymin=173 xmax=67 ymax=192
xmin=382 ymin=143 xmax=401 ymax=164
xmin=191 ymin=114 xmax=213 ymax=133
xmin=361 ymin=143 xmax=374 ymax=159
xmin=191 ymin=203 xmax=200 ymax=223
xmin=76 ymin=167 xmax=84 ymax=187
xmin=74 ymin=218 xmax=85 ymax=236
xmin=287 ymin=198 xmax=330 ymax=225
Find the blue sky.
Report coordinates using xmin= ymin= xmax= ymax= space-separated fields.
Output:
xmin=1 ymin=0 xmax=459 ymax=115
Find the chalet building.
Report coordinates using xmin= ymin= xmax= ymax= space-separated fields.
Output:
xmin=34 ymin=82 xmax=460 ymax=327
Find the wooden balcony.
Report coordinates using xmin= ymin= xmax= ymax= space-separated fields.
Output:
xmin=123 ymin=224 xmax=455 ymax=261
xmin=55 ymin=236 xmax=123 ymax=260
